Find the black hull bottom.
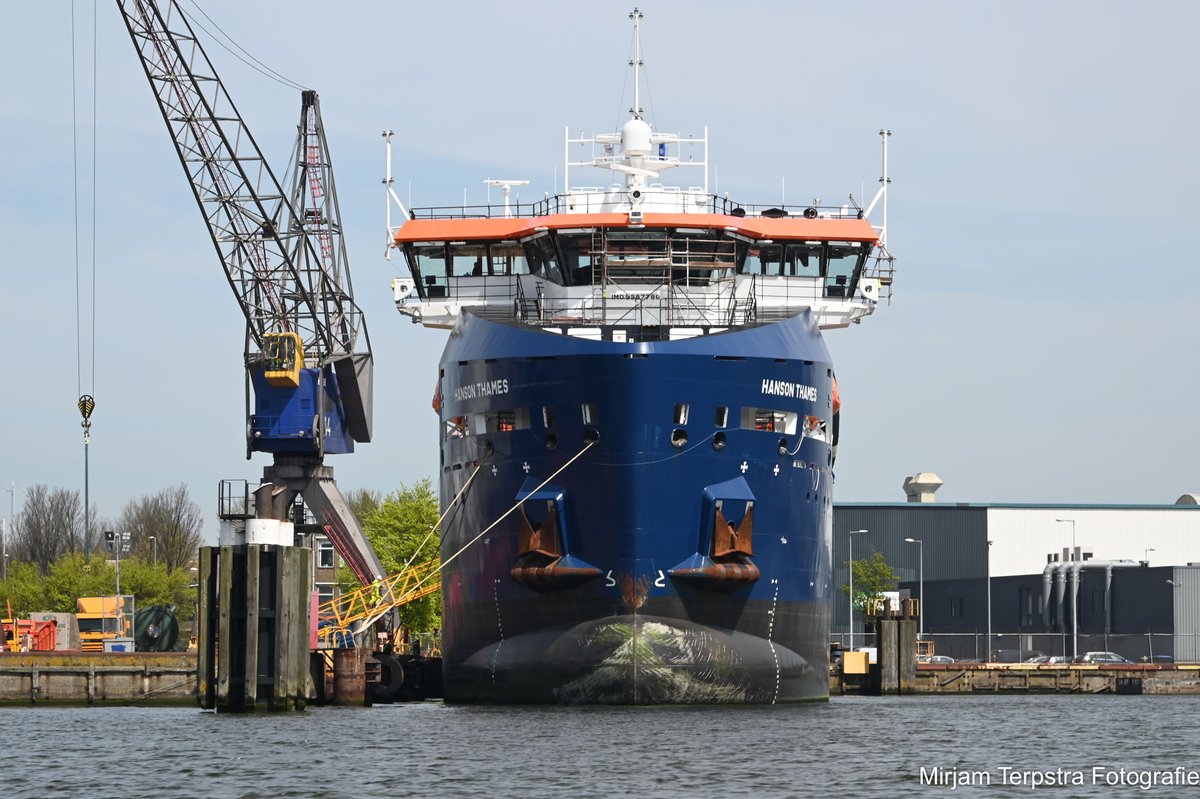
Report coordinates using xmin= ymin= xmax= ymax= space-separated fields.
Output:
xmin=444 ymin=604 xmax=829 ymax=705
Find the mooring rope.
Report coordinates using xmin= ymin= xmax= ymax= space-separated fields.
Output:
xmin=433 ymin=440 xmax=596 ymax=578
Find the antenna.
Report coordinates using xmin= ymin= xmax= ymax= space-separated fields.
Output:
xmin=382 ymin=130 xmax=410 ymax=259
xmin=880 ymin=129 xmax=892 ymax=249
xmin=484 ymin=179 xmax=530 ymax=218
xmin=629 ymin=8 xmax=643 ymax=119
xmin=863 ymin=128 xmax=893 ymax=239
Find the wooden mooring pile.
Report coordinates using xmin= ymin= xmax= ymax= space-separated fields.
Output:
xmin=196 ymin=544 xmax=312 ymax=712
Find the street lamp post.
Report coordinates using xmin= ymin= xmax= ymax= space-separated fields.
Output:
xmin=848 ymin=529 xmax=868 ymax=649
xmin=1144 ymin=548 xmax=1155 ymax=564
xmin=986 ymin=540 xmax=994 ymax=663
xmin=905 ymin=537 xmax=924 ymax=639
xmin=1055 ymin=518 xmax=1075 ymax=559
xmin=149 ymin=535 xmax=157 ymax=567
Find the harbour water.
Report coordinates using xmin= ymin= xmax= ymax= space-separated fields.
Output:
xmin=5 ymin=695 xmax=1198 ymax=798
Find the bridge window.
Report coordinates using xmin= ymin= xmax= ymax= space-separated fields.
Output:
xmin=489 ymin=241 xmax=529 ymax=275
xmin=557 ymin=233 xmax=596 ymax=285
xmin=525 ymin=235 xmax=565 ymax=284
xmin=824 ymin=242 xmax=866 ymax=298
xmin=449 ymin=243 xmax=488 ymax=277
xmin=742 ymin=243 xmax=782 ymax=276
xmin=408 ymin=243 xmax=449 ymax=296
xmin=784 ymin=243 xmax=821 ymax=277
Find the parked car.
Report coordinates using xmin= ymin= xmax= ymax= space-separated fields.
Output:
xmin=1046 ymin=655 xmax=1073 ymax=664
xmin=1024 ymin=655 xmax=1051 ymax=664
xmin=1075 ymin=651 xmax=1132 ymax=664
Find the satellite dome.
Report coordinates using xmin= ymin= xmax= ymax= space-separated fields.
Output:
xmin=621 ymin=118 xmax=652 ymax=157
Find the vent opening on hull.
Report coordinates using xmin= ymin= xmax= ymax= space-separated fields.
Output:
xmin=671 ymin=429 xmax=688 ymax=448
xmin=713 ymin=432 xmax=726 ymax=450
xmin=583 ymin=427 xmax=600 ymax=444
xmin=742 ymin=408 xmax=798 ymax=434
xmin=673 ymin=403 xmax=689 ymax=425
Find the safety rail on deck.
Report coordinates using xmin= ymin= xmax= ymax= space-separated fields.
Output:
xmin=408 ymin=195 xmax=867 ymax=221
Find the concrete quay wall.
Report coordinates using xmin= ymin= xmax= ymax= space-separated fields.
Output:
xmin=0 ymin=652 xmax=197 ymax=706
xmin=913 ymin=663 xmax=1200 ymax=694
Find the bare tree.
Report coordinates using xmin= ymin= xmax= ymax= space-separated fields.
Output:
xmin=117 ymin=484 xmax=203 ymax=571
xmin=345 ymin=488 xmax=383 ymax=527
xmin=12 ymin=484 xmax=85 ymax=573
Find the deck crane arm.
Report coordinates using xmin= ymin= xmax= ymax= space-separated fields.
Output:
xmin=116 ymin=0 xmax=385 ymax=583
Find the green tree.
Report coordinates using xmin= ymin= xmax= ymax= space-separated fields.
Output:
xmin=2 ymin=553 xmax=196 ymax=633
xmin=841 ymin=550 xmax=898 ymax=611
xmin=42 ymin=553 xmax=117 ymax=612
xmin=116 ymin=558 xmax=196 ymax=622
xmin=0 ymin=560 xmax=48 ymax=617
xmin=347 ymin=479 xmax=441 ymax=633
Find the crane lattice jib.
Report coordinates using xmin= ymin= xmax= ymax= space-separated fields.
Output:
xmin=116 ymin=0 xmax=366 ymax=363
xmin=283 ymin=91 xmax=364 ymax=357
xmin=316 ymin=559 xmax=441 ymax=647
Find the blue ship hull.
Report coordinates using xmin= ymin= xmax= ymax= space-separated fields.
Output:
xmin=437 ymin=311 xmax=835 ymax=703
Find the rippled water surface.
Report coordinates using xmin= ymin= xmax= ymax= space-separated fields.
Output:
xmin=4 ymin=695 xmax=1198 ymax=798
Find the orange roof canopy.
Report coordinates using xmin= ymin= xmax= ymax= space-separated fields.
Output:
xmin=392 ymin=212 xmax=878 ymax=244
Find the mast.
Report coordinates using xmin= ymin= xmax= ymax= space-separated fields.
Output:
xmin=629 ymin=7 xmax=643 ymax=119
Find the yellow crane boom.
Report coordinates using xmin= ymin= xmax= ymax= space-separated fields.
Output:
xmin=316 ymin=559 xmax=441 ymax=648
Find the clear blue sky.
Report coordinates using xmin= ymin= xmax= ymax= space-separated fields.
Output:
xmin=3 ymin=1 xmax=1198 ymax=541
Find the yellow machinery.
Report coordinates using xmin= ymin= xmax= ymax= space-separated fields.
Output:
xmin=263 ymin=331 xmax=304 ymax=388
xmin=316 ymin=559 xmax=441 ymax=649
xmin=76 ymin=596 xmax=132 ymax=652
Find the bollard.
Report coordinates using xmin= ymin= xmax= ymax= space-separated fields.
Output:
xmin=332 ymin=648 xmax=368 ymax=705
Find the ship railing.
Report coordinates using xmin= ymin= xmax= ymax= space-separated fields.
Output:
xmin=727 ymin=274 xmax=757 ymax=325
xmin=407 ymin=195 xmax=868 ymax=221
xmin=513 ymin=278 xmax=543 ymax=322
xmin=421 ymin=274 xmax=520 ymax=310
xmin=751 ymin=276 xmax=825 ymax=319
xmin=514 ymin=279 xmax=739 ymax=329
xmin=863 ymin=248 xmax=896 ymax=303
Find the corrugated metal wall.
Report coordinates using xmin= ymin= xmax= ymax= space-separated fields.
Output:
xmin=831 ymin=503 xmax=1200 ymax=646
xmin=986 ymin=506 xmax=1200 ymax=577
xmin=832 ymin=505 xmax=988 ymax=640
xmin=1172 ymin=566 xmax=1200 ymax=661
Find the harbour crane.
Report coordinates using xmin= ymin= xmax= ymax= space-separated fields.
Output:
xmin=116 ymin=0 xmax=384 ymax=583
